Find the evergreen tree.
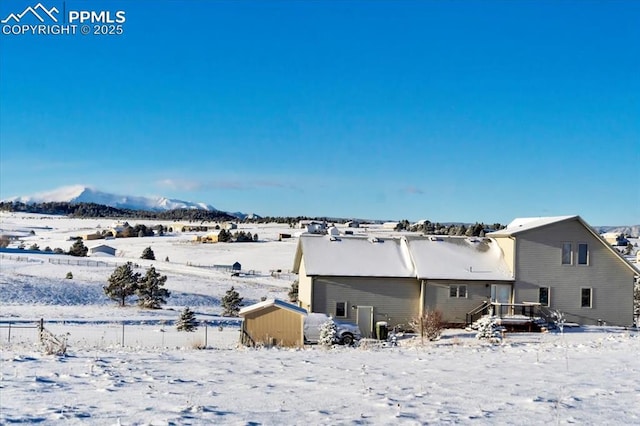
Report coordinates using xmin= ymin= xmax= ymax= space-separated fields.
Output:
xmin=137 ymin=265 xmax=170 ymax=309
xmin=288 ymin=280 xmax=299 ymax=303
xmin=104 ymin=262 xmax=141 ymax=306
xmin=176 ymin=307 xmax=198 ymax=332
xmin=319 ymin=317 xmax=337 ymax=347
xmin=218 ymin=229 xmax=231 ymax=242
xmin=29 ymin=243 xmax=40 ymax=251
xmin=475 ymin=316 xmax=502 ymax=343
xmin=221 ymin=286 xmax=243 ymax=317
xmin=68 ymin=239 xmax=88 ymax=257
xmin=141 ymin=246 xmax=156 ymax=260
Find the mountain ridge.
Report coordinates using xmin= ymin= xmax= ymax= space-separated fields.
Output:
xmin=3 ymin=185 xmax=220 ymax=213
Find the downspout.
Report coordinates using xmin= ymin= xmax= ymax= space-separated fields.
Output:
xmin=309 ymin=276 xmax=314 ymax=313
xmin=420 ymin=279 xmax=426 ymax=318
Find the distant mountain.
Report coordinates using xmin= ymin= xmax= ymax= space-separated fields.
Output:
xmin=595 ymin=225 xmax=640 ymax=238
xmin=4 ymin=185 xmax=220 ymax=213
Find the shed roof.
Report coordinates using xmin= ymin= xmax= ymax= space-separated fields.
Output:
xmin=293 ymin=234 xmax=415 ymax=278
xmin=89 ymin=244 xmax=116 ymax=251
xmin=239 ymin=298 xmax=308 ymax=317
xmin=405 ymin=236 xmax=513 ymax=281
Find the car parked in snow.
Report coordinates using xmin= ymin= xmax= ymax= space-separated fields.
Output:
xmin=303 ymin=313 xmax=362 ymax=345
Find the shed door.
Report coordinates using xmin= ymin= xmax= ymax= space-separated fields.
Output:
xmin=357 ymin=306 xmax=373 ymax=338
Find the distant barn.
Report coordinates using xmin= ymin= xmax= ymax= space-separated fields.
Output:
xmin=89 ymin=244 xmax=116 ymax=257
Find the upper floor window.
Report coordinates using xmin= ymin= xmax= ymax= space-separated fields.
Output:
xmin=561 ymin=242 xmax=573 ymax=265
xmin=578 ymin=243 xmax=589 ymax=265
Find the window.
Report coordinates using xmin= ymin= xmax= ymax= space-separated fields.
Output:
xmin=581 ymin=288 xmax=592 ymax=308
xmin=539 ymin=287 xmax=550 ymax=307
xmin=578 ymin=243 xmax=589 ymax=265
xmin=449 ymin=285 xmax=467 ymax=298
xmin=335 ymin=301 xmax=347 ymax=318
xmin=561 ymin=242 xmax=572 ymax=265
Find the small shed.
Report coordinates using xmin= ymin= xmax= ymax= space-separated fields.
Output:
xmin=232 ymin=262 xmax=241 ymax=271
xmin=89 ymin=244 xmax=116 ymax=256
xmin=239 ymin=299 xmax=307 ymax=347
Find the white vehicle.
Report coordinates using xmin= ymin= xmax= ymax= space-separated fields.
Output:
xmin=304 ymin=313 xmax=362 ymax=345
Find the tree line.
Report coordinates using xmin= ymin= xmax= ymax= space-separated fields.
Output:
xmin=394 ymin=220 xmax=505 ymax=237
xmin=0 ymin=201 xmax=236 ymax=221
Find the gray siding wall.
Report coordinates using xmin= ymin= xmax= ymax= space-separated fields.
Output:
xmin=423 ymin=280 xmax=505 ymax=324
xmin=514 ymin=220 xmax=635 ymax=326
xmin=312 ymin=276 xmax=420 ymax=329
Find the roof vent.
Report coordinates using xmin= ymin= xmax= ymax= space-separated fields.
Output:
xmin=429 ymin=236 xmax=444 ymax=242
xmin=368 ymin=236 xmax=382 ymax=243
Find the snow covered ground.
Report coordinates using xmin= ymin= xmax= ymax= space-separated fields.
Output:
xmin=1 ymin=213 xmax=639 ymax=425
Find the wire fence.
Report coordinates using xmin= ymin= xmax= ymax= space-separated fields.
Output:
xmin=0 ymin=319 xmax=243 ymax=350
xmin=0 ymin=254 xmax=45 ymax=264
xmin=47 ymin=258 xmax=131 ymax=268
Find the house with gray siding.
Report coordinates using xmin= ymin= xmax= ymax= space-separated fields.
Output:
xmin=293 ymin=234 xmax=515 ymax=336
xmin=293 ymin=215 xmax=638 ymax=335
xmin=487 ymin=215 xmax=638 ymax=326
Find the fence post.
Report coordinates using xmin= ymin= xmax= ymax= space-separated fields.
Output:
xmin=204 ymin=322 xmax=208 ymax=348
xmin=122 ymin=322 xmax=125 ymax=347
xmin=39 ymin=318 xmax=44 ymax=343
xmin=7 ymin=323 xmax=11 ymax=343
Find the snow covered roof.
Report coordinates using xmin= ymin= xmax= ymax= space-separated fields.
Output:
xmin=487 ymin=215 xmax=578 ymax=236
xmin=293 ymin=234 xmax=513 ymax=281
xmin=89 ymin=244 xmax=116 ymax=251
xmin=293 ymin=234 xmax=415 ymax=278
xmin=239 ymin=299 xmax=307 ymax=317
xmin=405 ymin=236 xmax=513 ymax=281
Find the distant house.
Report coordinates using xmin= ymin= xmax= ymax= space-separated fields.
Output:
xmin=169 ymin=223 xmax=217 ymax=233
xmin=239 ymin=299 xmax=307 ymax=347
xmin=108 ymin=226 xmax=125 ymax=238
xmin=194 ymin=231 xmax=223 ymax=243
xmin=83 ymin=232 xmax=103 ymax=241
xmin=293 ymin=216 xmax=638 ymax=334
xmin=222 ymin=222 xmax=238 ymax=231
xmin=346 ymin=221 xmax=360 ymax=228
xmin=89 ymin=244 xmax=116 ymax=257
xmin=298 ymin=220 xmax=326 ymax=230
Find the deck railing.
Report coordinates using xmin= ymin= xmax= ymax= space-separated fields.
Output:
xmin=466 ymin=302 xmax=551 ymax=325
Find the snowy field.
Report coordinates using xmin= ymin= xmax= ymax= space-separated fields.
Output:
xmin=1 ymin=212 xmax=640 ymax=425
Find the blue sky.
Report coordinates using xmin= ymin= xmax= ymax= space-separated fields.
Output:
xmin=1 ymin=1 xmax=638 ymax=225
